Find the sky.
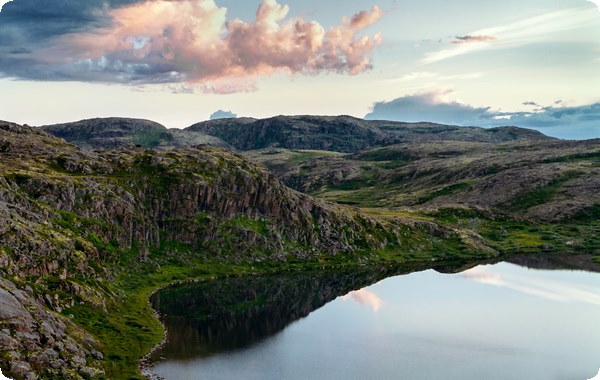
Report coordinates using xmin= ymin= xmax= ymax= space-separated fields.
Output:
xmin=0 ymin=0 xmax=599 ymax=139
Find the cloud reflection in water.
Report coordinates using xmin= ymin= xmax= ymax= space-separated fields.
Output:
xmin=341 ymin=288 xmax=384 ymax=312
xmin=461 ymin=266 xmax=600 ymax=306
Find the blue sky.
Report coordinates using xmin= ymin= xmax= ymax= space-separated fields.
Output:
xmin=0 ymin=0 xmax=599 ymax=139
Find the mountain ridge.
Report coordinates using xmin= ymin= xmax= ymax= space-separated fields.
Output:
xmin=39 ymin=115 xmax=555 ymax=153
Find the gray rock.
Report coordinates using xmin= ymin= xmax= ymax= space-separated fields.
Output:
xmin=0 ymin=287 xmax=26 ymax=319
xmin=10 ymin=361 xmax=36 ymax=379
xmin=50 ymin=358 xmax=66 ymax=369
xmin=71 ymin=355 xmax=87 ymax=366
xmin=79 ymin=366 xmax=104 ymax=379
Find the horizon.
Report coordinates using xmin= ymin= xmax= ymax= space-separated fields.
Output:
xmin=1 ymin=0 xmax=600 ymax=139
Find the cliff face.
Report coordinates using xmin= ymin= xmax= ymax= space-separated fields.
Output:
xmin=1 ymin=121 xmax=474 ymax=379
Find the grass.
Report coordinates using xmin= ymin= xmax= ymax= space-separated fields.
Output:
xmin=132 ymin=130 xmax=171 ymax=148
xmin=354 ymin=148 xmax=409 ymax=162
xmin=542 ymin=151 xmax=600 ymax=164
xmin=418 ymin=182 xmax=471 ymax=204
xmin=510 ymin=172 xmax=579 ymax=211
xmin=286 ymin=150 xmax=341 ymax=163
xmin=438 ymin=210 xmax=600 ymax=255
xmin=62 ymin=247 xmax=256 ymax=379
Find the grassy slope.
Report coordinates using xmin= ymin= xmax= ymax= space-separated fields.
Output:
xmin=246 ymin=143 xmax=600 ymax=258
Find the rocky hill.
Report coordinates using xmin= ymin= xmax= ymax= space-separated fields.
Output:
xmin=40 ymin=118 xmax=228 ymax=150
xmin=247 ymin=139 xmax=600 ymax=221
xmin=41 ymin=115 xmax=553 ymax=153
xmin=186 ymin=115 xmax=554 ymax=152
xmin=1 ymin=120 xmax=485 ymax=379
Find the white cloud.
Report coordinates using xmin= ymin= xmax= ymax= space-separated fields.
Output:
xmin=588 ymin=368 xmax=600 ymax=380
xmin=588 ymin=0 xmax=600 ymax=12
xmin=0 ymin=0 xmax=11 ymax=11
xmin=421 ymin=7 xmax=599 ymax=64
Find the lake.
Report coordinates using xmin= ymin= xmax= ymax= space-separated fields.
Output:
xmin=149 ymin=256 xmax=600 ymax=380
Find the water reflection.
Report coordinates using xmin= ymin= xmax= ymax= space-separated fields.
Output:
xmin=150 ymin=254 xmax=600 ymax=380
xmin=150 ymin=266 xmax=421 ymax=360
xmin=461 ymin=265 xmax=600 ymax=305
xmin=341 ymin=288 xmax=384 ymax=312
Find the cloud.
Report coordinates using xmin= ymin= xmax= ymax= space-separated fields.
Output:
xmin=421 ymin=7 xmax=599 ymax=64
xmin=365 ymin=91 xmax=600 ymax=139
xmin=0 ymin=0 xmax=384 ymax=92
xmin=0 ymin=1 xmax=12 ymax=11
xmin=461 ymin=266 xmax=600 ymax=306
xmin=341 ymin=288 xmax=384 ymax=312
xmin=365 ymin=91 xmax=493 ymax=125
xmin=588 ymin=0 xmax=600 ymax=12
xmin=452 ymin=35 xmax=497 ymax=44
xmin=210 ymin=110 xmax=237 ymax=120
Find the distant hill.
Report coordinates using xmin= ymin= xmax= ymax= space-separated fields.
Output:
xmin=40 ymin=117 xmax=229 ymax=149
xmin=187 ymin=115 xmax=555 ymax=153
xmin=40 ymin=115 xmax=553 ymax=152
xmin=246 ymin=139 xmax=600 ymax=222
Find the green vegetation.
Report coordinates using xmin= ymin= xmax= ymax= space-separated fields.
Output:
xmin=542 ymin=151 xmax=600 ymax=163
xmin=133 ymin=130 xmax=171 ymax=148
xmin=418 ymin=182 xmax=472 ymax=204
xmin=354 ymin=148 xmax=409 ymax=162
xmin=510 ymin=173 xmax=578 ymax=211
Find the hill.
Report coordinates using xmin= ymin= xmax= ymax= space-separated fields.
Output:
xmin=186 ymin=115 xmax=554 ymax=152
xmin=246 ymin=139 xmax=600 ymax=221
xmin=40 ymin=115 xmax=553 ymax=153
xmin=40 ymin=117 xmax=228 ymax=150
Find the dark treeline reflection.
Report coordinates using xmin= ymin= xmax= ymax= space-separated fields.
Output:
xmin=149 ymin=264 xmax=433 ymax=361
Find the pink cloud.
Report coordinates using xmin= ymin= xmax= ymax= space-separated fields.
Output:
xmin=58 ymin=0 xmax=384 ymax=91
xmin=342 ymin=288 xmax=384 ymax=312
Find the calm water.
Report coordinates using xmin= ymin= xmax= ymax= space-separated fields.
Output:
xmin=150 ymin=258 xmax=600 ymax=380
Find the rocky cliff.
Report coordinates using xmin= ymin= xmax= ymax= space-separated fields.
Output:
xmin=1 ymin=121 xmax=483 ymax=379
